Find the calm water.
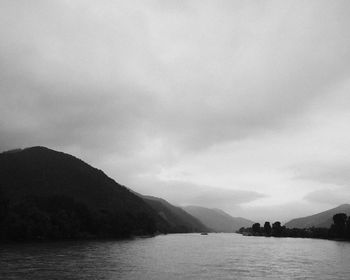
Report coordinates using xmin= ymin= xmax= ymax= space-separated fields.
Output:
xmin=1 ymin=233 xmax=350 ymax=279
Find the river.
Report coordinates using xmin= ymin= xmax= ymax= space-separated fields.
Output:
xmin=1 ymin=233 xmax=350 ymax=279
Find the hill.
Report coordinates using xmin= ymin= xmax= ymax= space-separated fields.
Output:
xmin=0 ymin=146 xmax=171 ymax=241
xmin=183 ymin=206 xmax=254 ymax=232
xmin=285 ymin=204 xmax=350 ymax=229
xmin=142 ymin=196 xmax=208 ymax=233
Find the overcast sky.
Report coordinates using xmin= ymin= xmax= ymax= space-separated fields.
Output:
xmin=1 ymin=0 xmax=350 ymax=222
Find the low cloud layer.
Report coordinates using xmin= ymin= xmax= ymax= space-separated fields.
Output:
xmin=304 ymin=188 xmax=350 ymax=206
xmin=295 ymin=162 xmax=350 ymax=187
xmin=129 ymin=178 xmax=265 ymax=210
xmin=1 ymin=1 xmax=350 ymax=221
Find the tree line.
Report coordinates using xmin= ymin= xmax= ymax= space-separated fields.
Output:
xmin=0 ymin=194 xmax=158 ymax=241
xmin=237 ymin=213 xmax=350 ymax=240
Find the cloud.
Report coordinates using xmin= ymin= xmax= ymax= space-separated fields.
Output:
xmin=127 ymin=177 xmax=265 ymax=210
xmin=1 ymin=1 xmax=350 ymax=220
xmin=304 ymin=188 xmax=350 ymax=206
xmin=294 ymin=161 xmax=350 ymax=187
xmin=1 ymin=0 xmax=350 ymax=155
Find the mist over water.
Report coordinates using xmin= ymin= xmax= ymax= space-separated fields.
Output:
xmin=1 ymin=233 xmax=350 ymax=280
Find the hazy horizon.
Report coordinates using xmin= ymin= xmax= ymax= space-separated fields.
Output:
xmin=1 ymin=0 xmax=350 ymax=222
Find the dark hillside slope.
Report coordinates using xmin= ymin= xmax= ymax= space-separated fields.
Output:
xmin=285 ymin=204 xmax=350 ymax=229
xmin=183 ymin=206 xmax=254 ymax=232
xmin=143 ymin=196 xmax=208 ymax=233
xmin=0 ymin=147 xmax=169 ymax=240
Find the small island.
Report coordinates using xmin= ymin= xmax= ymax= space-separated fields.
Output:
xmin=237 ymin=213 xmax=350 ymax=241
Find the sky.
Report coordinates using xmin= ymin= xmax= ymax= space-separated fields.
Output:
xmin=1 ymin=0 xmax=350 ymax=222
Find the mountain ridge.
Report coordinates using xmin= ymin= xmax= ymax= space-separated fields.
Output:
xmin=285 ymin=204 xmax=350 ymax=229
xmin=142 ymin=196 xmax=208 ymax=233
xmin=183 ymin=205 xmax=254 ymax=232
xmin=0 ymin=146 xmax=171 ymax=240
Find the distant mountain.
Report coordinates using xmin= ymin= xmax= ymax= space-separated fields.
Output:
xmin=285 ymin=204 xmax=350 ymax=229
xmin=0 ymin=147 xmax=171 ymax=240
xmin=183 ymin=206 xmax=254 ymax=232
xmin=142 ymin=196 xmax=208 ymax=233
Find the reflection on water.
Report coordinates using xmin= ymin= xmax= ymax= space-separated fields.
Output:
xmin=1 ymin=233 xmax=350 ymax=279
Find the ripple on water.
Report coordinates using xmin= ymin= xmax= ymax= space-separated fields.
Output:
xmin=1 ymin=234 xmax=350 ymax=280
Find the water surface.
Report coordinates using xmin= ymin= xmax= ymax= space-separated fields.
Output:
xmin=1 ymin=233 xmax=350 ymax=279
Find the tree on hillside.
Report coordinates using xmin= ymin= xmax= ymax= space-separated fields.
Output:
xmin=345 ymin=216 xmax=350 ymax=239
xmin=263 ymin=222 xmax=271 ymax=236
xmin=272 ymin=221 xmax=282 ymax=237
xmin=330 ymin=213 xmax=347 ymax=238
xmin=252 ymin=223 xmax=261 ymax=235
xmin=0 ymin=186 xmax=9 ymax=239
